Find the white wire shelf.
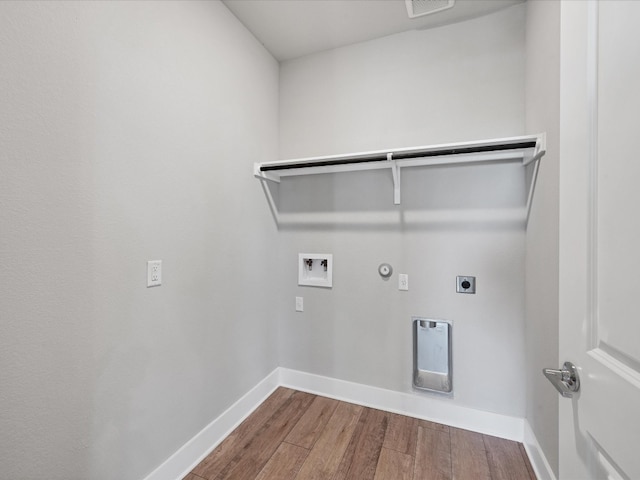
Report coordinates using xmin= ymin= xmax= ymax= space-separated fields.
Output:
xmin=254 ymin=134 xmax=546 ymax=223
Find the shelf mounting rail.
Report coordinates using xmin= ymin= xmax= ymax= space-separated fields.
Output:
xmin=254 ymin=134 xmax=546 ymax=222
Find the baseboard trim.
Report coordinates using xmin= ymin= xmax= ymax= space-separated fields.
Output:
xmin=145 ymin=368 xmax=556 ymax=480
xmin=142 ymin=368 xmax=280 ymax=480
xmin=279 ymin=368 xmax=524 ymax=442
xmin=523 ymin=420 xmax=557 ymax=480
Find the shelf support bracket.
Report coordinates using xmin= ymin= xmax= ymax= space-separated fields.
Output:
xmin=253 ymin=163 xmax=281 ymax=183
xmin=525 ymin=157 xmax=541 ymax=224
xmin=524 ymin=133 xmax=546 ymax=224
xmin=389 ymin=153 xmax=401 ymax=205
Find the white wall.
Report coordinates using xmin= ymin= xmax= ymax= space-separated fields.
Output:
xmin=280 ymin=6 xmax=525 ymax=158
xmin=0 ymin=2 xmax=279 ymax=479
xmin=277 ymin=5 xmax=528 ymax=418
xmin=524 ymin=0 xmax=560 ymax=476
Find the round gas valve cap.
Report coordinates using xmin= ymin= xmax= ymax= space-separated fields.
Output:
xmin=378 ymin=263 xmax=393 ymax=278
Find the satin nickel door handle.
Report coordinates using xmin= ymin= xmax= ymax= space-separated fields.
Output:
xmin=543 ymin=361 xmax=580 ymax=398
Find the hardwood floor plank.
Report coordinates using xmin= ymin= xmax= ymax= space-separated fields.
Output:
xmin=518 ymin=443 xmax=537 ymax=480
xmin=332 ymin=406 xmax=370 ymax=480
xmin=484 ymin=434 xmax=533 ymax=480
xmin=294 ymin=401 xmax=363 ymax=480
xmin=383 ymin=413 xmax=418 ymax=456
xmin=414 ymin=425 xmax=452 ymax=480
xmin=285 ymin=395 xmax=339 ymax=449
xmin=450 ymin=428 xmax=490 ymax=480
xmin=188 ymin=389 xmax=534 ymax=480
xmin=334 ymin=407 xmax=388 ymax=480
xmin=182 ymin=474 xmax=206 ymax=480
xmin=373 ymin=447 xmax=414 ymax=480
xmin=255 ymin=442 xmax=309 ymax=480
xmin=216 ymin=390 xmax=315 ymax=480
xmin=418 ymin=418 xmax=450 ymax=433
xmin=192 ymin=387 xmax=295 ymax=479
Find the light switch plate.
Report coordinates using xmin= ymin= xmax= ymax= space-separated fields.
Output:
xmin=295 ymin=297 xmax=304 ymax=312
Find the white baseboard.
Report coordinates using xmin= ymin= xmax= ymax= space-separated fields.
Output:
xmin=523 ymin=420 xmax=557 ymax=480
xmin=142 ymin=368 xmax=280 ymax=480
xmin=279 ymin=368 xmax=524 ymax=442
xmin=145 ymin=368 xmax=558 ymax=480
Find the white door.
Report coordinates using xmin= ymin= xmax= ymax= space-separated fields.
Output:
xmin=558 ymin=1 xmax=640 ymax=478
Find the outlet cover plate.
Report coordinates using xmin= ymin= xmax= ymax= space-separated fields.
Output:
xmin=456 ymin=276 xmax=475 ymax=294
xmin=147 ymin=260 xmax=162 ymax=287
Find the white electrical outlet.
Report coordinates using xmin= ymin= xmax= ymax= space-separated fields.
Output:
xmin=147 ymin=260 xmax=162 ymax=287
xmin=398 ymin=273 xmax=409 ymax=291
xmin=295 ymin=296 xmax=304 ymax=312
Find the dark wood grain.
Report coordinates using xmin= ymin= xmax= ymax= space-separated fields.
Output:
xmin=187 ymin=389 xmax=537 ymax=480
xmin=450 ymin=427 xmax=491 ymax=480
xmin=383 ymin=412 xmax=419 ymax=456
xmin=519 ymin=443 xmax=537 ymax=480
xmin=284 ymin=394 xmax=338 ymax=449
xmin=334 ymin=407 xmax=388 ymax=480
xmin=215 ymin=390 xmax=314 ymax=480
xmin=484 ymin=434 xmax=534 ymax=480
xmin=182 ymin=473 xmax=206 ymax=480
xmin=294 ymin=401 xmax=363 ymax=479
xmin=255 ymin=442 xmax=309 ymax=480
xmin=418 ymin=418 xmax=450 ymax=433
xmin=192 ymin=387 xmax=295 ymax=479
xmin=373 ymin=447 xmax=414 ymax=480
xmin=414 ymin=425 xmax=452 ymax=480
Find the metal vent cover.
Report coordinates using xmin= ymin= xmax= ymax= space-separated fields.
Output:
xmin=405 ymin=0 xmax=455 ymax=19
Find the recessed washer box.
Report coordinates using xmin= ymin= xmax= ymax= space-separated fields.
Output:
xmin=298 ymin=253 xmax=333 ymax=288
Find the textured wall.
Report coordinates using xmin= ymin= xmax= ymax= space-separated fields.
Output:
xmin=277 ymin=5 xmax=528 ymax=417
xmin=0 ymin=2 xmax=279 ymax=479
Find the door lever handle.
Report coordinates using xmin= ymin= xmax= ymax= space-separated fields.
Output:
xmin=543 ymin=361 xmax=580 ymax=398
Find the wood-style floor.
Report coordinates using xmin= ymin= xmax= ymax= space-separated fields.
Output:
xmin=184 ymin=387 xmax=536 ymax=480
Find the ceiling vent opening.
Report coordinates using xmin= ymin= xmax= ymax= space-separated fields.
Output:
xmin=405 ymin=0 xmax=455 ymax=19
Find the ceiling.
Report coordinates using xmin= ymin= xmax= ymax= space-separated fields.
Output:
xmin=222 ymin=0 xmax=525 ymax=62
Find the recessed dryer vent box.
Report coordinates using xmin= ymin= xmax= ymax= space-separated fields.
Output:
xmin=298 ymin=253 xmax=333 ymax=288
xmin=413 ymin=318 xmax=452 ymax=394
